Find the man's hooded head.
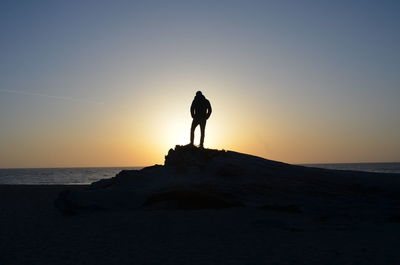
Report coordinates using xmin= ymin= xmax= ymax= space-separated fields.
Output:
xmin=195 ymin=91 xmax=205 ymax=99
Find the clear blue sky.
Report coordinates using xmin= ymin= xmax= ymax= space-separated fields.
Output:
xmin=1 ymin=0 xmax=399 ymax=167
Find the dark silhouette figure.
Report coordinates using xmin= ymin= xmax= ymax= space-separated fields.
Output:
xmin=190 ymin=91 xmax=212 ymax=148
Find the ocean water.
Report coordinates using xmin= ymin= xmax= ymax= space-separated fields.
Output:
xmin=0 ymin=167 xmax=142 ymax=185
xmin=0 ymin=163 xmax=399 ymax=185
xmin=303 ymin=162 xmax=400 ymax=174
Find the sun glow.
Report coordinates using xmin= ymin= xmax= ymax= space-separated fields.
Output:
xmin=165 ymin=116 xmax=190 ymax=147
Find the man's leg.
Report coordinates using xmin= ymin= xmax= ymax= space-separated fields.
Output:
xmin=190 ymin=119 xmax=199 ymax=145
xmin=199 ymin=119 xmax=207 ymax=148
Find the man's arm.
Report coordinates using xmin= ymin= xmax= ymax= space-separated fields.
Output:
xmin=190 ymin=101 xmax=195 ymax=118
xmin=206 ymin=100 xmax=212 ymax=119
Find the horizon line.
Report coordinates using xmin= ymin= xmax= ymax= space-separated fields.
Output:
xmin=1 ymin=161 xmax=400 ymax=170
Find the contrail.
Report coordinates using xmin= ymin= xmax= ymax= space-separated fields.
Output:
xmin=0 ymin=88 xmax=105 ymax=105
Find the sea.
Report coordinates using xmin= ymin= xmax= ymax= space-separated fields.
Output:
xmin=0 ymin=167 xmax=142 ymax=185
xmin=0 ymin=163 xmax=399 ymax=185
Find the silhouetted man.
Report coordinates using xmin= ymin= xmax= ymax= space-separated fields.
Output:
xmin=190 ymin=91 xmax=212 ymax=148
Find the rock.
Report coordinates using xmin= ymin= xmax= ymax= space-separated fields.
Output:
xmin=54 ymin=189 xmax=104 ymax=215
xmin=54 ymin=145 xmax=400 ymax=215
xmin=216 ymin=163 xmax=244 ymax=178
xmin=165 ymin=144 xmax=226 ymax=167
xmin=143 ymin=190 xmax=238 ymax=210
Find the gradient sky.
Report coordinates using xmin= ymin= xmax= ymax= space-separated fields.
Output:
xmin=1 ymin=0 xmax=399 ymax=168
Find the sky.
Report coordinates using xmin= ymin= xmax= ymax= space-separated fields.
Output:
xmin=0 ymin=0 xmax=399 ymax=168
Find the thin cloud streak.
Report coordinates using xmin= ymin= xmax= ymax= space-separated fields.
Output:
xmin=0 ymin=88 xmax=105 ymax=105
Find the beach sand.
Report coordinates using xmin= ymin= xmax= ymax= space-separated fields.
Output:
xmin=1 ymin=184 xmax=400 ymax=265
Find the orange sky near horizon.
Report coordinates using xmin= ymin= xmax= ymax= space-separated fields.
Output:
xmin=1 ymin=79 xmax=399 ymax=168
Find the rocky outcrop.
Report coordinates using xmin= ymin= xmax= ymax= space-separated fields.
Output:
xmin=55 ymin=145 xmax=400 ymax=216
xmin=165 ymin=145 xmax=227 ymax=167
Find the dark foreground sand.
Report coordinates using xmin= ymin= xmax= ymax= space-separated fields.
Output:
xmin=1 ymin=184 xmax=400 ymax=265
